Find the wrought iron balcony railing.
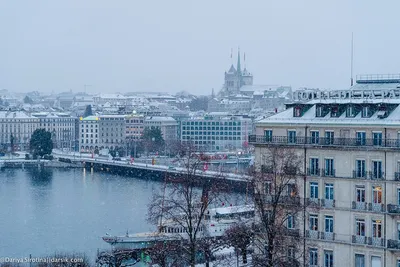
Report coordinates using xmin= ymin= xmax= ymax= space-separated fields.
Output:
xmin=249 ymin=135 xmax=400 ymax=149
xmin=387 ymin=204 xmax=400 ymax=214
xmin=387 ymin=239 xmax=400 ymax=250
xmin=307 ymin=168 xmax=321 ymax=176
xmin=321 ymin=232 xmax=335 ymax=241
xmin=321 ymin=169 xmax=336 ymax=177
xmin=306 ymin=230 xmax=320 ymax=240
xmin=352 ymin=235 xmax=367 ymax=244
xmin=352 ymin=170 xmax=385 ymax=180
xmin=352 ymin=201 xmax=368 ymax=211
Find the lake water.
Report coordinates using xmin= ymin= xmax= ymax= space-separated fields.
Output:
xmin=0 ymin=168 xmax=244 ymax=261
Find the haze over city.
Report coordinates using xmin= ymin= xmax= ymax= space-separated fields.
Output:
xmin=2 ymin=0 xmax=400 ymax=95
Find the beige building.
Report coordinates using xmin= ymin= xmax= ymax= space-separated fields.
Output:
xmin=79 ymin=115 xmax=99 ymax=152
xmin=0 ymin=111 xmax=39 ymax=151
xmin=250 ymin=76 xmax=400 ymax=267
xmin=144 ymin=116 xmax=178 ymax=141
xmin=98 ymin=115 xmax=126 ymax=150
xmin=32 ymin=112 xmax=76 ymax=149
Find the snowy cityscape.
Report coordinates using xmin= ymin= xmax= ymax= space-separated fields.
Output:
xmin=2 ymin=1 xmax=400 ymax=267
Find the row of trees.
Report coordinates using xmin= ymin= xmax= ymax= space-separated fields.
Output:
xmin=97 ymin=145 xmax=307 ymax=267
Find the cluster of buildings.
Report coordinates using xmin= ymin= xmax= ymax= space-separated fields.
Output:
xmin=251 ymin=74 xmax=400 ymax=267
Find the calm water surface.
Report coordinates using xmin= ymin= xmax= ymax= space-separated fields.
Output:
xmin=0 ymin=168 xmax=243 ymax=260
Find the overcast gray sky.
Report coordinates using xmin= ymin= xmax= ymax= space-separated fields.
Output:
xmin=1 ymin=0 xmax=400 ymax=95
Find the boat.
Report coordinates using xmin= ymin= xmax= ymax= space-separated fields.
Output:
xmin=102 ymin=204 xmax=254 ymax=250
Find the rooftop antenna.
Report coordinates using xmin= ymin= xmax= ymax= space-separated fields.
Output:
xmin=351 ymin=32 xmax=354 ymax=87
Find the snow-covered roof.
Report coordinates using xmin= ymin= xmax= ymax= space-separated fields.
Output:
xmin=257 ymin=103 xmax=400 ymax=127
xmin=0 ymin=111 xmax=37 ymax=119
xmin=145 ymin=116 xmax=177 ymax=122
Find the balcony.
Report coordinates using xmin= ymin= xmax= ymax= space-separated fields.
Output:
xmin=321 ymin=199 xmax=335 ymax=208
xmin=369 ymin=237 xmax=384 ymax=247
xmin=387 ymin=204 xmax=400 ymax=214
xmin=387 ymin=239 xmax=400 ymax=250
xmin=352 ymin=201 xmax=368 ymax=211
xmin=352 ymin=235 xmax=367 ymax=245
xmin=352 ymin=170 xmax=367 ymax=179
xmin=264 ymin=195 xmax=300 ymax=205
xmin=321 ymin=232 xmax=335 ymax=241
xmin=306 ymin=230 xmax=320 ymax=239
xmin=249 ymin=135 xmax=400 ymax=150
xmin=307 ymin=168 xmax=321 ymax=176
xmin=321 ymin=169 xmax=336 ymax=177
xmin=283 ymin=228 xmax=300 ymax=237
xmin=368 ymin=203 xmax=385 ymax=212
xmin=368 ymin=171 xmax=385 ymax=180
xmin=306 ymin=198 xmax=321 ymax=208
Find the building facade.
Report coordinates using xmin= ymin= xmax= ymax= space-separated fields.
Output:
xmin=181 ymin=115 xmax=252 ymax=152
xmin=98 ymin=115 xmax=126 ymax=150
xmin=144 ymin=116 xmax=178 ymax=141
xmin=79 ymin=116 xmax=99 ymax=152
xmin=32 ymin=112 xmax=76 ymax=150
xmin=0 ymin=111 xmax=40 ymax=151
xmin=250 ymin=76 xmax=400 ymax=267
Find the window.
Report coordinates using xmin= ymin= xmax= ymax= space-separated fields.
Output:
xmin=264 ymin=130 xmax=272 ymax=142
xmin=310 ymin=182 xmax=319 ymax=199
xmin=325 ymin=183 xmax=334 ymax=200
xmin=287 ymin=184 xmax=297 ymax=197
xmin=324 ymin=250 xmax=333 ymax=267
xmin=356 ymin=160 xmax=366 ymax=178
xmin=371 ymin=256 xmax=381 ymax=267
xmin=294 ymin=107 xmax=301 ymax=117
xmin=309 ymin=214 xmax=318 ymax=231
xmin=288 ymin=130 xmax=296 ymax=144
xmin=309 ymin=248 xmax=318 ymax=266
xmin=309 ymin=158 xmax=319 ymax=176
xmin=372 ymin=186 xmax=382 ymax=204
xmin=324 ymin=158 xmax=334 ymax=176
xmin=356 ymin=186 xmax=366 ymax=203
xmin=325 ymin=131 xmax=334 ymax=145
xmin=372 ymin=220 xmax=382 ymax=238
xmin=362 ymin=106 xmax=369 ymax=118
xmin=287 ymin=247 xmax=295 ymax=259
xmin=287 ymin=214 xmax=294 ymax=229
xmin=346 ymin=105 xmax=355 ymax=117
xmin=356 ymin=132 xmax=366 ymax=146
xmin=325 ymin=215 xmax=334 ymax=233
xmin=372 ymin=161 xmax=383 ymax=179
xmin=311 ymin=131 xmax=319 ymax=144
xmin=398 ymin=188 xmax=400 ymax=206
xmin=373 ymin=132 xmax=382 ymax=146
xmin=356 ymin=219 xmax=365 ymax=236
xmin=355 ymin=254 xmax=365 ymax=267
xmin=316 ymin=106 xmax=323 ymax=117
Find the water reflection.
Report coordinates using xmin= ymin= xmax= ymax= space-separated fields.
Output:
xmin=26 ymin=168 xmax=53 ymax=187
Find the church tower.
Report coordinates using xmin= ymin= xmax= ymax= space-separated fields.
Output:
xmin=222 ymin=49 xmax=253 ymax=96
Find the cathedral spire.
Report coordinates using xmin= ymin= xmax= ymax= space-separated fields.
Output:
xmin=237 ymin=48 xmax=241 ymax=74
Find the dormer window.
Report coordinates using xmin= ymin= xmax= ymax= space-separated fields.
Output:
xmin=346 ymin=105 xmax=355 ymax=117
xmin=316 ymin=106 xmax=323 ymax=117
xmin=294 ymin=107 xmax=301 ymax=117
xmin=331 ymin=106 xmax=339 ymax=117
xmin=362 ymin=106 xmax=369 ymax=118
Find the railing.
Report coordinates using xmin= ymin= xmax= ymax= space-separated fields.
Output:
xmin=352 ymin=201 xmax=368 ymax=211
xmin=283 ymin=228 xmax=300 ymax=237
xmin=306 ymin=198 xmax=321 ymax=208
xmin=306 ymin=168 xmax=320 ymax=176
xmin=264 ymin=195 xmax=300 ymax=205
xmin=306 ymin=230 xmax=320 ymax=240
xmin=387 ymin=239 xmax=400 ymax=250
xmin=369 ymin=203 xmax=385 ymax=212
xmin=369 ymin=237 xmax=384 ymax=247
xmin=387 ymin=204 xmax=400 ymax=214
xmin=321 ymin=232 xmax=335 ymax=241
xmin=352 ymin=235 xmax=367 ymax=245
xmin=321 ymin=199 xmax=335 ymax=208
xmin=321 ymin=169 xmax=336 ymax=177
xmin=249 ymin=135 xmax=400 ymax=149
xmin=352 ymin=170 xmax=385 ymax=180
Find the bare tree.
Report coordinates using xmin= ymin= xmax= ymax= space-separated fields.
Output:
xmin=224 ymin=222 xmax=253 ymax=264
xmin=96 ymin=249 xmax=139 ymax=267
xmin=251 ymin=147 xmax=308 ymax=267
xmin=147 ymin=142 xmax=228 ymax=267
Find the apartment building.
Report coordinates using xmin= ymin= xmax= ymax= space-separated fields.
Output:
xmin=98 ymin=115 xmax=126 ymax=150
xmin=181 ymin=114 xmax=252 ymax=152
xmin=125 ymin=113 xmax=145 ymax=141
xmin=79 ymin=115 xmax=99 ymax=151
xmin=0 ymin=111 xmax=39 ymax=151
xmin=250 ymin=76 xmax=400 ymax=267
xmin=144 ymin=116 xmax=178 ymax=141
xmin=32 ymin=112 xmax=76 ymax=149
